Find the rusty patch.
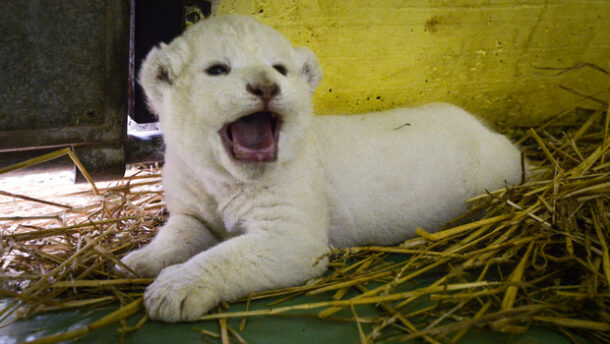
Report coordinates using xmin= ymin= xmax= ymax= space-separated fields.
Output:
xmin=425 ymin=16 xmax=441 ymax=33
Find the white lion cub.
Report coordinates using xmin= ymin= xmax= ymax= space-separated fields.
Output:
xmin=121 ymin=15 xmax=524 ymax=322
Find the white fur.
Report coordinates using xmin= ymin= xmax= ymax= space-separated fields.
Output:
xmin=120 ymin=15 xmax=524 ymax=322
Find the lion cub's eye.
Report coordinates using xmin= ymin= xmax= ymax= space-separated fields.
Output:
xmin=205 ymin=64 xmax=230 ymax=76
xmin=272 ymin=64 xmax=287 ymax=76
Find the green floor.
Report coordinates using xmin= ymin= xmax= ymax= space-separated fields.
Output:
xmin=1 ymin=290 xmax=578 ymax=344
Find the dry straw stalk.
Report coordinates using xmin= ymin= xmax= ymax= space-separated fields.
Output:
xmin=1 ymin=81 xmax=609 ymax=343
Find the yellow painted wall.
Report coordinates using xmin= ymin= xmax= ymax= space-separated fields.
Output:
xmin=216 ymin=0 xmax=610 ymax=127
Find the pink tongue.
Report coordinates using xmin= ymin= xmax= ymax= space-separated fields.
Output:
xmin=229 ymin=112 xmax=276 ymax=161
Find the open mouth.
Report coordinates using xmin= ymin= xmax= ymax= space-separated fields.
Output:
xmin=220 ymin=111 xmax=281 ymax=162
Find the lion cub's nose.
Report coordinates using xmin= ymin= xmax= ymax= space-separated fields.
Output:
xmin=246 ymin=83 xmax=280 ymax=102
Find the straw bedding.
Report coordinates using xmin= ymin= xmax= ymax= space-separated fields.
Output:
xmin=1 ymin=99 xmax=609 ymax=343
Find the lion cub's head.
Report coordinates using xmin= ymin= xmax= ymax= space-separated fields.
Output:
xmin=139 ymin=15 xmax=322 ymax=180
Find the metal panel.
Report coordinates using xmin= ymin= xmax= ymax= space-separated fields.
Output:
xmin=0 ymin=0 xmax=212 ymax=180
xmin=0 ymin=0 xmax=130 ymax=179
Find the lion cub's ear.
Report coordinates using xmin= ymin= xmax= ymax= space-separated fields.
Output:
xmin=293 ymin=47 xmax=323 ymax=93
xmin=138 ymin=39 xmax=191 ymax=116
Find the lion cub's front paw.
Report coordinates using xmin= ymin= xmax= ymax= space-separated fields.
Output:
xmin=144 ymin=264 xmax=219 ymax=322
xmin=118 ymin=247 xmax=169 ymax=278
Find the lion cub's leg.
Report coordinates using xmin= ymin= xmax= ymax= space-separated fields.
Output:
xmin=119 ymin=214 xmax=218 ymax=277
xmin=143 ymin=227 xmax=328 ymax=322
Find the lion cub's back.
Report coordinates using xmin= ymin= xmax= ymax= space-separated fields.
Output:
xmin=313 ymin=103 xmax=522 ymax=248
